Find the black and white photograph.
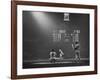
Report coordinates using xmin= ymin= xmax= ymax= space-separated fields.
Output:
xmin=11 ymin=1 xmax=97 ymax=79
xmin=23 ymin=11 xmax=90 ymax=69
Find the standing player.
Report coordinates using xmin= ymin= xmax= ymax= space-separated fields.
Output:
xmin=72 ymin=30 xmax=80 ymax=63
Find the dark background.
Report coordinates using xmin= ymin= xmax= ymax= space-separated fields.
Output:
xmin=23 ymin=11 xmax=89 ymax=63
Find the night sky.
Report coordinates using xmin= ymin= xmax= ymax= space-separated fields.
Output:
xmin=23 ymin=11 xmax=89 ymax=62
